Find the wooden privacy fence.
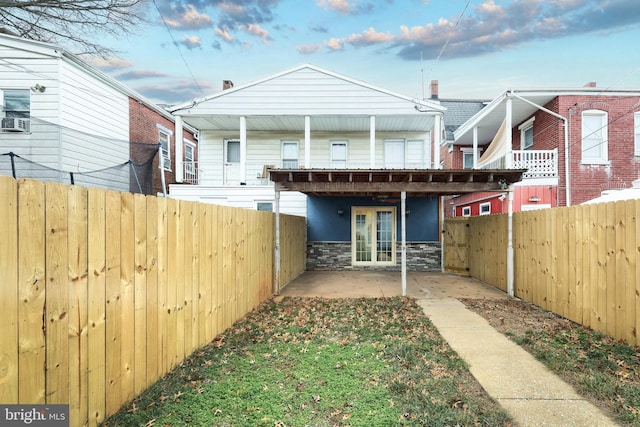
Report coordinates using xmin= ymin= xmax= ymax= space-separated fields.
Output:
xmin=0 ymin=176 xmax=306 ymax=426
xmin=445 ymin=200 xmax=640 ymax=347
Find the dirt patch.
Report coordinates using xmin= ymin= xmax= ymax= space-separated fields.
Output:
xmin=459 ymin=297 xmax=575 ymax=337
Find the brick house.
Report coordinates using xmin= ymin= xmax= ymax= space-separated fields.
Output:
xmin=445 ymin=85 xmax=640 ymax=216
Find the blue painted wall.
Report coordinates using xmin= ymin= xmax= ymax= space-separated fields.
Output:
xmin=307 ymin=196 xmax=439 ymax=242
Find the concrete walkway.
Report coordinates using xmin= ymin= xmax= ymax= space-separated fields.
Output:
xmin=280 ymin=271 xmax=619 ymax=426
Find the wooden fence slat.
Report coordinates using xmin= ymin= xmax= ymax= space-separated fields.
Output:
xmin=45 ymin=182 xmax=70 ymax=405
xmin=104 ymin=191 xmax=122 ymax=415
xmin=133 ymin=193 xmax=147 ymax=395
xmin=119 ymin=193 xmax=135 ymax=403
xmin=166 ymin=198 xmax=178 ymax=370
xmin=156 ymin=197 xmax=168 ymax=377
xmin=17 ymin=179 xmax=46 ymax=404
xmin=183 ymin=201 xmax=194 ymax=358
xmin=191 ymin=202 xmax=201 ymax=351
xmin=145 ymin=195 xmax=159 ymax=386
xmin=0 ymin=176 xmax=18 ymax=404
xmin=199 ymin=204 xmax=212 ymax=346
xmin=634 ymin=200 xmax=640 ymax=347
xmin=175 ymin=201 xmax=186 ymax=363
xmin=87 ymin=187 xmax=106 ymax=427
xmin=68 ymin=185 xmax=89 ymax=427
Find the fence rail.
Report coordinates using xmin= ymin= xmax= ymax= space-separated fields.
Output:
xmin=0 ymin=176 xmax=306 ymax=426
xmin=447 ymin=200 xmax=640 ymax=347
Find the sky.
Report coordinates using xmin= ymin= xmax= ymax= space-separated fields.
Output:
xmin=89 ymin=0 xmax=640 ymax=105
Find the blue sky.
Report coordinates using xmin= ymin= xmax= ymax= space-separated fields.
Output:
xmin=91 ymin=0 xmax=640 ymax=105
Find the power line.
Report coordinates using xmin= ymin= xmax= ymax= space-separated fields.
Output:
xmin=151 ymin=0 xmax=205 ymax=99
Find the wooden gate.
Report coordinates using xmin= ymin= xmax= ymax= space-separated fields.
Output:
xmin=443 ymin=217 xmax=470 ymax=275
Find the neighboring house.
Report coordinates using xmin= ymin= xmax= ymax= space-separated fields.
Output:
xmin=0 ymin=33 xmax=197 ymax=195
xmin=169 ymin=64 xmax=523 ymax=272
xmin=446 ymin=85 xmax=640 ymax=216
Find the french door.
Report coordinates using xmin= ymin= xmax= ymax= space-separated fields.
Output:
xmin=352 ymin=207 xmax=395 ymax=265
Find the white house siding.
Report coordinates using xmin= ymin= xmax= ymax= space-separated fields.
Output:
xmin=58 ymin=60 xmax=130 ymax=191
xmin=168 ymin=184 xmax=307 ymax=217
xmin=0 ymin=41 xmax=62 ymax=174
xmin=177 ymin=66 xmax=435 ymax=117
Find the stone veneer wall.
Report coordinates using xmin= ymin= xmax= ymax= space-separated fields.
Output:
xmin=306 ymin=241 xmax=441 ymax=271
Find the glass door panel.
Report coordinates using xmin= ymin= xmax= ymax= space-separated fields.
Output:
xmin=355 ymin=213 xmax=372 ymax=262
xmin=376 ymin=211 xmax=392 ymax=262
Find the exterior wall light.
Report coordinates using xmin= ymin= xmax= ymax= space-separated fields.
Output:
xmin=337 ymin=208 xmax=344 ymax=216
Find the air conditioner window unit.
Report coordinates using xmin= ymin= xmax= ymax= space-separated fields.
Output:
xmin=1 ymin=117 xmax=30 ymax=132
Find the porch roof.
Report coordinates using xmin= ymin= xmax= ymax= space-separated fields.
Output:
xmin=269 ymin=168 xmax=526 ymax=197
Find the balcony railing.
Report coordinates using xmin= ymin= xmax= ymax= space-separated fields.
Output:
xmin=480 ymin=149 xmax=558 ymax=179
xmin=181 ymin=152 xmax=557 ymax=186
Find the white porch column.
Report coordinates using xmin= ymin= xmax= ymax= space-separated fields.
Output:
xmin=507 ymin=184 xmax=514 ymax=297
xmin=305 ymin=116 xmax=311 ymax=168
xmin=369 ymin=116 xmax=376 ymax=168
xmin=401 ymin=191 xmax=407 ymax=296
xmin=505 ymin=97 xmax=513 ymax=169
xmin=433 ymin=113 xmax=442 ymax=168
xmin=175 ymin=115 xmax=184 ymax=182
xmin=472 ymin=126 xmax=479 ymax=169
xmin=240 ymin=116 xmax=247 ymax=184
xmin=274 ymin=189 xmax=281 ymax=295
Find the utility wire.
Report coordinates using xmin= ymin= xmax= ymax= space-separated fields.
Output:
xmin=151 ymin=0 xmax=205 ymax=98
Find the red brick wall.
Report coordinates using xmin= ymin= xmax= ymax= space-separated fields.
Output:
xmin=129 ymin=98 xmax=198 ymax=195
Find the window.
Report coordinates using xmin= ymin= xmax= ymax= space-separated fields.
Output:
xmin=185 ymin=141 xmax=196 ymax=179
xmin=331 ymin=141 xmax=347 ymax=168
xmin=282 ymin=140 xmax=298 ymax=169
xmin=384 ymin=139 xmax=405 ymax=168
xmin=2 ymin=89 xmax=30 ymax=118
xmin=257 ymin=202 xmax=273 ymax=212
xmin=462 ymin=206 xmax=471 ymax=217
xmin=159 ymin=129 xmax=171 ymax=170
xmin=581 ymin=110 xmax=608 ymax=163
xmin=519 ymin=117 xmax=535 ymax=150
xmin=225 ymin=139 xmax=240 ymax=163
xmin=461 ymin=148 xmax=481 ymax=169
xmin=635 ymin=112 xmax=640 ymax=156
xmin=479 ymin=202 xmax=491 ymax=216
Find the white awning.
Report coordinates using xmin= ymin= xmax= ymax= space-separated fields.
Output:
xmin=477 ymin=119 xmax=508 ymax=169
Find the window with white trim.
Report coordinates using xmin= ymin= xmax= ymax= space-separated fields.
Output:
xmin=282 ymin=140 xmax=299 ymax=169
xmin=2 ymin=89 xmax=30 ymax=118
xmin=384 ymin=139 xmax=405 ymax=168
xmin=461 ymin=147 xmax=481 ymax=169
xmin=331 ymin=140 xmax=347 ymax=168
xmin=581 ymin=110 xmax=608 ymax=163
xmin=225 ymin=139 xmax=240 ymax=163
xmin=519 ymin=117 xmax=535 ymax=150
xmin=159 ymin=128 xmax=171 ymax=170
xmin=462 ymin=206 xmax=471 ymax=217
xmin=634 ymin=112 xmax=640 ymax=156
xmin=184 ymin=140 xmax=196 ymax=179
xmin=479 ymin=202 xmax=491 ymax=216
xmin=257 ymin=202 xmax=273 ymax=212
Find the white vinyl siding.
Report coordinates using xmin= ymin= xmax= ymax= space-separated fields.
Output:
xmin=581 ymin=110 xmax=608 ymax=164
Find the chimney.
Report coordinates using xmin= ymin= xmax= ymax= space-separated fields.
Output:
xmin=223 ymin=80 xmax=234 ymax=90
xmin=583 ymin=81 xmax=596 ymax=88
xmin=430 ymin=80 xmax=439 ymax=100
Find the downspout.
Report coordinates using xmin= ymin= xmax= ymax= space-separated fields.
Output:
xmin=509 ymin=93 xmax=570 ymax=206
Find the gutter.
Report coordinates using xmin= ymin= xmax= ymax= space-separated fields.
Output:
xmin=508 ymin=92 xmax=571 ymax=206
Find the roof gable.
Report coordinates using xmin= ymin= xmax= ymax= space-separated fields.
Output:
xmin=172 ymin=64 xmax=444 ymax=117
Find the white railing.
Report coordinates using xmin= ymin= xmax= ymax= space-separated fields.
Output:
xmin=480 ymin=149 xmax=558 ymax=179
xmin=512 ymin=149 xmax=558 ymax=178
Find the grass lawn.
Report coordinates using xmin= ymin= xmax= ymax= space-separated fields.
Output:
xmin=101 ymin=297 xmax=512 ymax=426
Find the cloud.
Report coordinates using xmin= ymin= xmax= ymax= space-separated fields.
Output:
xmin=322 ymin=0 xmax=640 ymax=61
xmin=134 ymin=80 xmax=215 ymax=104
xmin=215 ymin=27 xmax=235 ymax=43
xmin=315 ymin=0 xmax=374 ymax=15
xmin=83 ymin=56 xmax=133 ymax=71
xmin=178 ymin=35 xmax=203 ymax=49
xmin=114 ymin=70 xmax=169 ymax=80
xmin=242 ymin=23 xmax=270 ymax=44
xmin=296 ymin=43 xmax=322 ymax=54
xmin=160 ymin=4 xmax=213 ymax=30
